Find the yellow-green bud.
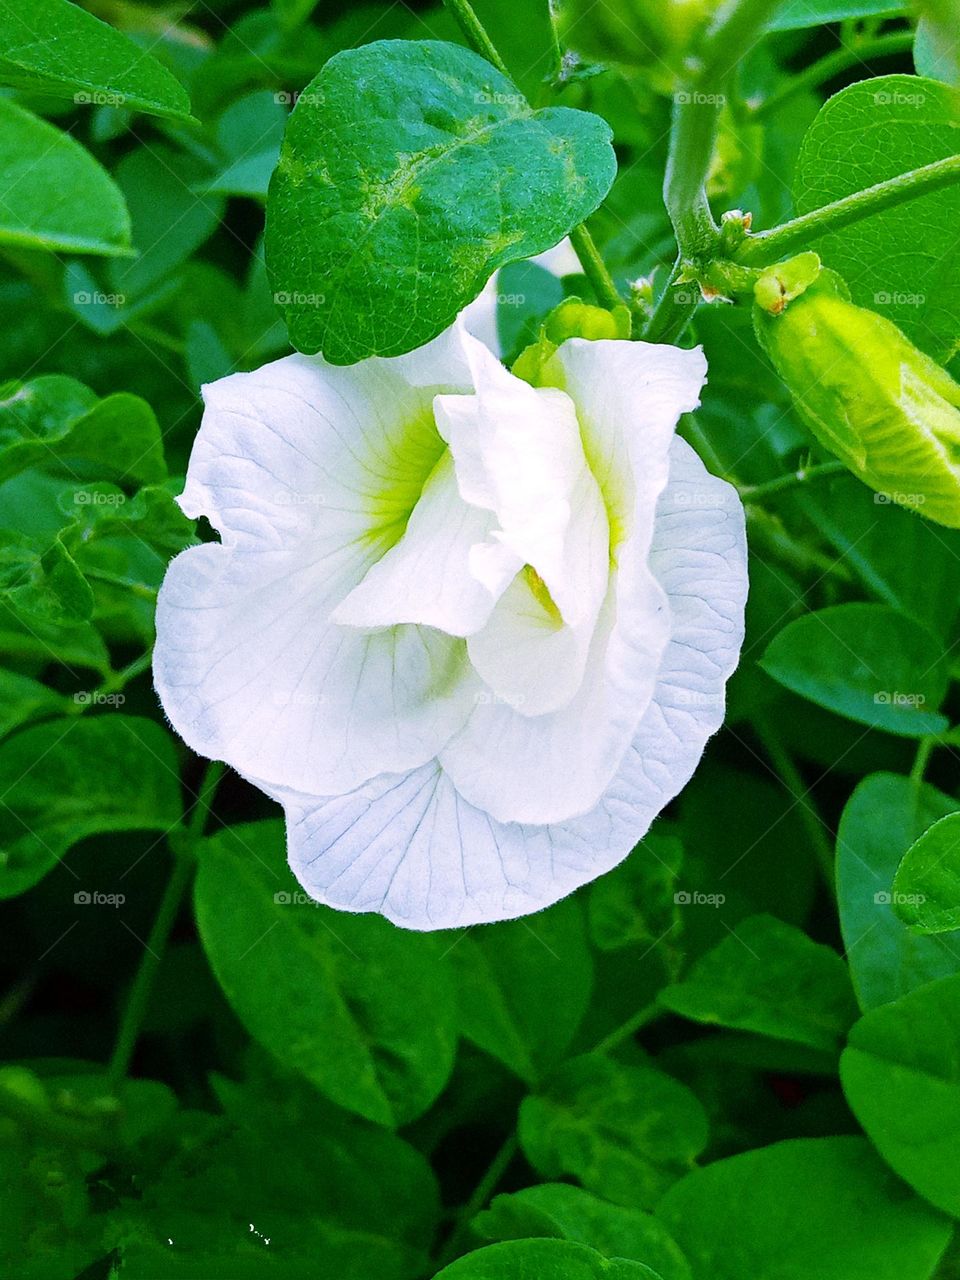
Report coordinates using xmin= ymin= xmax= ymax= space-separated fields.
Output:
xmin=543 ymin=298 xmax=631 ymax=344
xmin=753 ymin=252 xmax=822 ymax=315
xmin=755 ymin=278 xmax=960 ymax=528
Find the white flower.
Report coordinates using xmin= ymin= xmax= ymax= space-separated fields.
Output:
xmin=154 ymin=319 xmax=747 ymax=930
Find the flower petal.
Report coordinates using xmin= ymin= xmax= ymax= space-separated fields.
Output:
xmin=437 ymin=339 xmax=707 ymax=824
xmin=154 ymin=327 xmax=481 ymax=795
xmin=436 ymin=335 xmax=609 ymax=629
xmin=284 ymin=438 xmax=748 ymax=929
xmin=331 ymin=452 xmax=511 ymax=637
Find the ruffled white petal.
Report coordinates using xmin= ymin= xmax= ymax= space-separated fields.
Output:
xmin=435 ymin=339 xmax=707 ymax=825
xmin=331 ymin=453 xmax=508 ymax=637
xmin=283 ymin=438 xmax=748 ymax=929
xmin=154 ymin=327 xmax=482 ymax=795
xmin=436 ymin=337 xmax=609 ymax=627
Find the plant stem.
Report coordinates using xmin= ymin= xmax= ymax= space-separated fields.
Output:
xmin=754 ymin=30 xmax=915 ymax=119
xmin=643 ymin=257 xmax=700 ymax=344
xmin=436 ymin=1131 xmax=519 ymax=1267
xmin=664 ymin=0 xmax=784 ymax=255
xmin=754 ymin=715 xmax=835 ymax=887
xmin=569 ymin=224 xmax=624 ymax=310
xmin=441 ymin=0 xmax=510 ymax=75
xmin=592 ymin=1001 xmax=663 ymax=1055
xmin=106 ymin=760 xmax=224 ymax=1089
xmin=440 ymin=0 xmax=625 ymax=309
xmin=741 ymin=460 xmax=847 ymax=503
xmin=910 ymin=735 xmax=937 ymax=786
xmin=736 ymin=155 xmax=960 ymax=266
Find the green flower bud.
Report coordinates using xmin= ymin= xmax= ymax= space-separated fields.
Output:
xmin=543 ymin=297 xmax=631 ymax=344
xmin=755 ymin=278 xmax=960 ymax=528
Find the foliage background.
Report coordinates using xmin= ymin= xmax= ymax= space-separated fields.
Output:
xmin=2 ymin=0 xmax=960 ymax=1277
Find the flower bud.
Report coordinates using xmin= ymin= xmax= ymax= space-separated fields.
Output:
xmin=755 ymin=277 xmax=960 ymax=528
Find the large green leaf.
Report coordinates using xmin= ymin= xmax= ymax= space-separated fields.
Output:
xmin=194 ymin=821 xmax=457 ymax=1127
xmin=658 ymin=915 xmax=857 ymax=1054
xmin=760 ymin=604 xmax=950 ymax=737
xmin=657 ymin=1137 xmax=951 ymax=1280
xmin=0 ymin=100 xmax=131 ymax=256
xmin=435 ymin=1239 xmax=661 ymax=1279
xmin=768 ymin=0 xmax=904 ymax=29
xmin=519 ymin=1054 xmax=708 ymax=1208
xmin=893 ymin=812 xmax=960 ymax=933
xmin=842 ymin=973 xmax=960 ymax=1216
xmin=0 ymin=0 xmax=192 ymax=119
xmin=0 ymin=716 xmax=183 ymax=898
xmin=449 ymin=898 xmax=593 ymax=1084
xmin=475 ymin=1184 xmax=691 ymax=1280
xmin=793 ymin=75 xmax=960 ymax=361
xmin=265 ymin=39 xmax=615 ymax=362
xmin=0 ymin=668 xmax=66 ymax=741
xmin=0 ymin=377 xmax=167 ymax=486
xmin=837 ymin=773 xmax=960 ymax=1009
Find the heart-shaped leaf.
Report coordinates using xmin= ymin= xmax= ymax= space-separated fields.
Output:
xmin=265 ymin=40 xmax=616 ymax=363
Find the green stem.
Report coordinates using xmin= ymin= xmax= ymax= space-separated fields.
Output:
xmin=754 ymin=715 xmax=835 ymax=887
xmin=441 ymin=0 xmax=625 ymax=310
xmin=741 ymin=460 xmax=847 ymax=503
xmin=106 ymin=760 xmax=224 ymax=1089
xmin=643 ymin=257 xmax=700 ymax=344
xmin=569 ymin=224 xmax=624 ymax=311
xmin=736 ymin=155 xmax=960 ymax=266
xmin=664 ymin=0 xmax=784 ymax=254
xmin=755 ymin=31 xmax=915 ymax=120
xmin=436 ymin=1131 xmax=519 ymax=1267
xmin=910 ymin=735 xmax=937 ymax=787
xmin=441 ymin=0 xmax=509 ymax=75
xmin=593 ymin=1001 xmax=662 ymax=1056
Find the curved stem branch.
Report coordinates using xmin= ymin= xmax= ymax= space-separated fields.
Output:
xmin=569 ymin=224 xmax=624 ymax=310
xmin=736 ymin=155 xmax=960 ymax=266
xmin=754 ymin=30 xmax=915 ymax=120
xmin=741 ymin=460 xmax=847 ymax=503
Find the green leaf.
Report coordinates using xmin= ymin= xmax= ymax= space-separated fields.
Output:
xmin=657 ymin=1137 xmax=952 ymax=1280
xmin=107 ymin=146 xmax=224 ymax=299
xmin=0 ymin=0 xmax=192 ymax=120
xmin=0 ymin=377 xmax=167 ymax=486
xmin=837 ymin=773 xmax=960 ymax=1009
xmin=519 ymin=1054 xmax=708 ymax=1208
xmin=0 ymin=100 xmax=131 ymax=256
xmin=760 ymin=603 xmax=950 ymax=737
xmin=842 ymin=973 xmax=960 ymax=1216
xmin=793 ymin=74 xmax=960 ymax=361
xmin=194 ymin=821 xmax=457 ymax=1127
xmin=0 ymin=530 xmax=93 ymax=625
xmin=0 ymin=668 xmax=67 ymax=741
xmin=434 ymin=1239 xmax=661 ymax=1279
xmin=658 ymin=915 xmax=858 ymax=1054
xmin=0 ymin=716 xmax=183 ymax=898
xmin=475 ymin=1184 xmax=691 ymax=1280
xmin=121 ymin=1059 xmax=440 ymax=1278
xmin=587 ymin=828 xmax=683 ymax=958
xmin=768 ymin=0 xmax=904 ymax=30
xmin=265 ymin=40 xmax=616 ymax=362
xmin=893 ymin=813 xmax=960 ymax=933
xmin=449 ymin=897 xmax=593 ymax=1083
xmin=790 ymin=473 xmax=960 ymax=640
